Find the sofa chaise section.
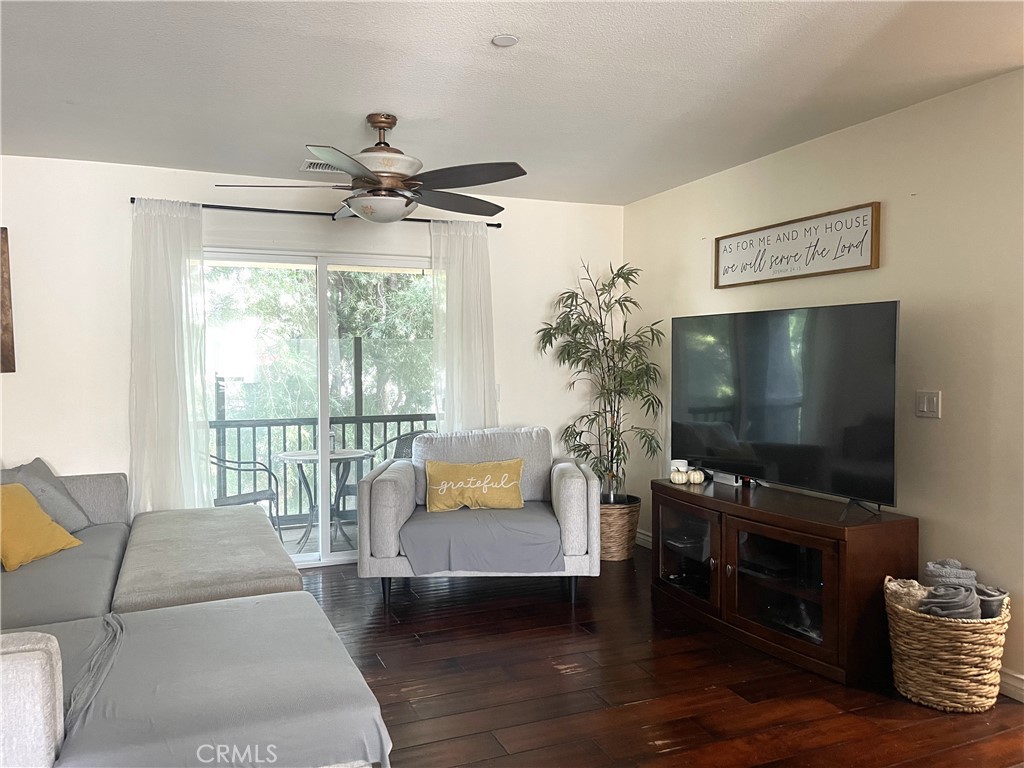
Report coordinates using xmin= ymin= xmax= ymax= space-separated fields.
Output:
xmin=4 ymin=592 xmax=391 ymax=768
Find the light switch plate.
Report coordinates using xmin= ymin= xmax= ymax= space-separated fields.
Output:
xmin=915 ymin=390 xmax=941 ymax=418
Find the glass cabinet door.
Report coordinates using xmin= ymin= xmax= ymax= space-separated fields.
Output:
xmin=656 ymin=499 xmax=721 ymax=615
xmin=723 ymin=517 xmax=839 ymax=663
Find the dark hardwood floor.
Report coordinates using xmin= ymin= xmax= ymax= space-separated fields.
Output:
xmin=303 ymin=549 xmax=1024 ymax=768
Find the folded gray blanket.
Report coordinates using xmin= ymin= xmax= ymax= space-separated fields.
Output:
xmin=917 ymin=584 xmax=981 ymax=619
xmin=977 ymin=583 xmax=1008 ymax=619
xmin=921 ymin=558 xmax=977 ymax=587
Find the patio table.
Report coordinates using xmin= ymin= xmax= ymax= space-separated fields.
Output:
xmin=276 ymin=448 xmax=373 ymax=550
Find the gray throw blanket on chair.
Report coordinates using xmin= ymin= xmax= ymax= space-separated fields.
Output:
xmin=917 ymin=584 xmax=981 ymax=619
xmin=921 ymin=558 xmax=977 ymax=587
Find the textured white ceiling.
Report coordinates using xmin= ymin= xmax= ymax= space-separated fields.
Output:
xmin=2 ymin=1 xmax=1021 ymax=205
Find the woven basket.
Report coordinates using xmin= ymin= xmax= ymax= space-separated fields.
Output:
xmin=600 ymin=496 xmax=641 ymax=561
xmin=884 ymin=576 xmax=1011 ymax=713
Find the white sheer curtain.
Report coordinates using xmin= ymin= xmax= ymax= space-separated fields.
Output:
xmin=129 ymin=199 xmax=212 ymax=512
xmin=430 ymin=220 xmax=498 ymax=432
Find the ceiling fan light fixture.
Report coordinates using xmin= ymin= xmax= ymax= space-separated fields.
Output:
xmin=346 ymin=192 xmax=418 ymax=224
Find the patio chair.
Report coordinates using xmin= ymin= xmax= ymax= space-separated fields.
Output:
xmin=210 ymin=455 xmax=283 ymax=541
xmin=373 ymin=429 xmax=435 ymax=460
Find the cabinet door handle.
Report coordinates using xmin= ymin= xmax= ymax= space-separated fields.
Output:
xmin=726 ymin=564 xmax=734 ymax=577
xmin=709 ymin=557 xmax=716 ymax=571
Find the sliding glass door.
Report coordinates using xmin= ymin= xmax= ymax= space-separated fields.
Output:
xmin=205 ymin=256 xmax=320 ymax=561
xmin=205 ymin=250 xmax=432 ymax=565
xmin=324 ymin=264 xmax=434 ymax=556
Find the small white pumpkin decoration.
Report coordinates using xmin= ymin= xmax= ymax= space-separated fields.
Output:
xmin=687 ymin=469 xmax=705 ymax=484
xmin=669 ymin=470 xmax=688 ymax=485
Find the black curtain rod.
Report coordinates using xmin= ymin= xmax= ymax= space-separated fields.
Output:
xmin=128 ymin=198 xmax=502 ymax=228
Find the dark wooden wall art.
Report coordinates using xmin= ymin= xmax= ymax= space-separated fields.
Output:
xmin=1 ymin=227 xmax=14 ymax=373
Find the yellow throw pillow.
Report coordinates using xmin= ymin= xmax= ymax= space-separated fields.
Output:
xmin=426 ymin=459 xmax=525 ymax=512
xmin=1 ymin=483 xmax=81 ymax=571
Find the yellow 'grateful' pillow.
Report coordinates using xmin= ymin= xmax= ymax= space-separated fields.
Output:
xmin=426 ymin=459 xmax=525 ymax=512
xmin=1 ymin=483 xmax=81 ymax=571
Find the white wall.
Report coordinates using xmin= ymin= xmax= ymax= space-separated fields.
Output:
xmin=0 ymin=156 xmax=620 ymax=474
xmin=624 ymin=70 xmax=1024 ymax=689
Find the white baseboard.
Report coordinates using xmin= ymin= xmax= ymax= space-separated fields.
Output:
xmin=636 ymin=528 xmax=652 ymax=549
xmin=1000 ymin=668 xmax=1024 ymax=702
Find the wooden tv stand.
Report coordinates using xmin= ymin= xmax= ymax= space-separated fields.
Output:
xmin=651 ymin=479 xmax=918 ymax=686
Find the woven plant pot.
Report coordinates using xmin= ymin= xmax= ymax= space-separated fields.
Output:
xmin=600 ymin=495 xmax=641 ymax=561
xmin=884 ymin=576 xmax=1011 ymax=713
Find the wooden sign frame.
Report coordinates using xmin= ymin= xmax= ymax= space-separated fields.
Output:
xmin=714 ymin=202 xmax=880 ymax=289
xmin=1 ymin=227 xmax=14 ymax=373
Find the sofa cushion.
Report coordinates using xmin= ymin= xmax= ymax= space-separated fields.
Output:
xmin=112 ymin=506 xmax=302 ymax=613
xmin=60 ymin=474 xmax=129 ymax=526
xmin=1 ymin=483 xmax=82 ymax=571
xmin=425 ymin=459 xmax=524 ymax=512
xmin=1 ymin=459 xmax=92 ymax=533
xmin=398 ymin=501 xmax=565 ymax=575
xmin=0 ymin=523 xmax=129 ymax=629
xmin=412 ymin=427 xmax=553 ymax=505
xmin=51 ymin=592 xmax=392 ymax=768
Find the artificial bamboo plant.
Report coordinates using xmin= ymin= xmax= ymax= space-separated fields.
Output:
xmin=537 ymin=263 xmax=664 ymax=503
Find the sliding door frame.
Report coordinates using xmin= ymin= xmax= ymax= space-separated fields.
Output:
xmin=207 ymin=246 xmax=430 ymax=568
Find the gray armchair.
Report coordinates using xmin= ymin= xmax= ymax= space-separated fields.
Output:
xmin=357 ymin=427 xmax=600 ymax=604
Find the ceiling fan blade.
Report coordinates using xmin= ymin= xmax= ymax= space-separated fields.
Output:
xmin=214 ymin=184 xmax=352 ymax=189
xmin=407 ymin=162 xmax=525 ymax=190
xmin=332 ymin=201 xmax=355 ymax=220
xmin=306 ymin=145 xmax=381 ymax=184
xmin=415 ymin=189 xmax=504 ymax=217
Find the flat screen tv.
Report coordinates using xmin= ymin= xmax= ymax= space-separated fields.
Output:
xmin=671 ymin=300 xmax=898 ymax=506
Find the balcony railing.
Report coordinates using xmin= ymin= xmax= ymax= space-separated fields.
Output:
xmin=209 ymin=413 xmax=436 ymax=523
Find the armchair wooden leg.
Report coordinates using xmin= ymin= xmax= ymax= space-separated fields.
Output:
xmin=568 ymin=575 xmax=578 ymax=605
xmin=381 ymin=578 xmax=392 ymax=605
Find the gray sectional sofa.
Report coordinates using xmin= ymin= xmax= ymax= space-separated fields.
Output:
xmin=1 ymin=472 xmax=392 ymax=768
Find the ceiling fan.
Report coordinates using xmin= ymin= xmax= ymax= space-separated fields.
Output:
xmin=217 ymin=112 xmax=526 ymax=223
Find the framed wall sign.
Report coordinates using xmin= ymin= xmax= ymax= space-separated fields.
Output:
xmin=715 ymin=202 xmax=880 ymax=289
